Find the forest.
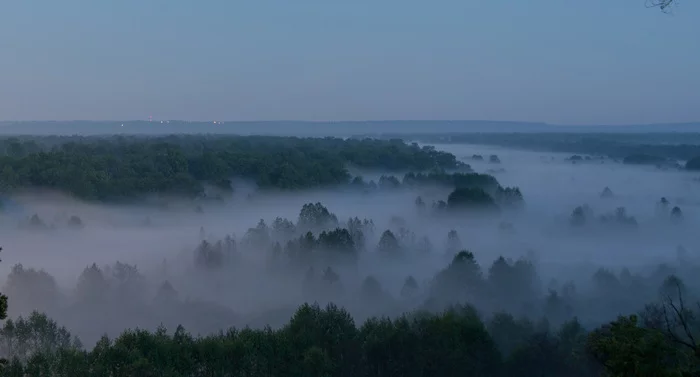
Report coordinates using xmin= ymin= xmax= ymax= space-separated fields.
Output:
xmin=0 ymin=135 xmax=462 ymax=201
xmin=363 ymin=132 xmax=700 ymax=169
xmin=1 ymin=135 xmax=700 ymax=376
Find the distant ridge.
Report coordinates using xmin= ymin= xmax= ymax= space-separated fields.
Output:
xmin=0 ymin=120 xmax=698 ymax=136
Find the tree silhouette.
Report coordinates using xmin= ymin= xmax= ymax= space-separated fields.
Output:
xmin=0 ymin=248 xmax=6 ymax=321
xmin=647 ymin=0 xmax=675 ymax=13
xmin=0 ymin=248 xmax=6 ymax=367
xmin=670 ymin=206 xmax=683 ymax=224
xmin=447 ymin=188 xmax=499 ymax=211
xmin=401 ymin=276 xmax=419 ymax=298
xmin=377 ymin=230 xmax=400 ymax=255
xmin=298 ymin=202 xmax=338 ymax=231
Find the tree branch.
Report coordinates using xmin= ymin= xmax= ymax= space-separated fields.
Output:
xmin=646 ymin=0 xmax=675 ymax=13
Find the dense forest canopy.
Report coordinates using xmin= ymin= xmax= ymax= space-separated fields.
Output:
xmin=0 ymin=135 xmax=463 ymax=201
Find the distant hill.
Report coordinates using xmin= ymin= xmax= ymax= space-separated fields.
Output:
xmin=0 ymin=120 xmax=697 ymax=137
xmin=0 ymin=120 xmax=549 ymax=136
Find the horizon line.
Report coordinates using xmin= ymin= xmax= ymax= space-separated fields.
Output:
xmin=1 ymin=119 xmax=699 ymax=127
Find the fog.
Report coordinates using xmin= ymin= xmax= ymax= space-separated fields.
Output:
xmin=3 ymin=142 xmax=700 ymax=347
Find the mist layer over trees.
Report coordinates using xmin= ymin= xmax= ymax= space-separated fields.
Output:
xmin=365 ymin=132 xmax=700 ymax=170
xmin=2 ymin=135 xmax=700 ymax=375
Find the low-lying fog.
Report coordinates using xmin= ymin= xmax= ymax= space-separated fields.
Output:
xmin=3 ymin=143 xmax=700 ymax=346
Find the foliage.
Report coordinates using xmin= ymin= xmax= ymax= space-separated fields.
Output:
xmin=671 ymin=206 xmax=684 ymax=223
xmin=0 ymin=248 xmax=6 ymax=322
xmin=377 ymin=230 xmax=400 ymax=256
xmin=0 ymin=136 xmax=463 ymax=201
xmin=402 ymin=171 xmax=499 ymax=191
xmin=380 ymin=132 xmax=700 ymax=161
xmin=600 ymin=187 xmax=614 ymax=199
xmin=318 ymin=228 xmax=358 ymax=262
xmin=0 ymin=303 xmax=547 ymax=377
xmin=587 ymin=315 xmax=693 ymax=376
xmin=298 ymin=202 xmax=339 ymax=231
xmin=447 ymin=187 xmax=499 ymax=211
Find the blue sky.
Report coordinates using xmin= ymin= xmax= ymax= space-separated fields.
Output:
xmin=0 ymin=0 xmax=698 ymax=124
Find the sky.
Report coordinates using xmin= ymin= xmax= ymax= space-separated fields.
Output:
xmin=0 ymin=0 xmax=698 ymax=125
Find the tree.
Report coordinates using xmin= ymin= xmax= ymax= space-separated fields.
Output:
xmin=415 ymin=196 xmax=426 ymax=213
xmin=432 ymin=200 xmax=447 ymax=211
xmin=671 ymin=206 xmax=684 ymax=224
xmin=351 ymin=176 xmax=365 ymax=187
xmin=298 ymin=202 xmax=338 ymax=231
xmin=322 ymin=267 xmax=340 ymax=286
xmin=446 ymin=230 xmax=462 ymax=255
xmin=587 ymin=315 xmax=688 ymax=376
xmin=194 ymin=240 xmax=224 ymax=269
xmin=242 ymin=219 xmax=272 ymax=251
xmin=154 ymin=280 xmax=178 ymax=304
xmin=447 ymin=188 xmax=499 ymax=211
xmin=66 ymin=215 xmax=83 ymax=229
xmin=346 ymin=217 xmax=368 ymax=251
xmin=488 ymin=257 xmax=540 ymax=312
xmin=26 ymin=214 xmax=48 ymax=230
xmin=108 ymin=262 xmax=146 ymax=304
xmin=0 ymin=246 xmax=8 ymax=371
xmin=431 ymin=250 xmax=483 ymax=304
xmin=487 ymin=312 xmax=535 ymax=358
xmin=360 ymin=276 xmax=384 ymax=302
xmin=647 ymin=0 xmax=675 ymax=13
xmin=495 ymin=186 xmax=524 ymax=209
xmin=644 ymin=275 xmax=700 ymax=360
xmin=657 ymin=197 xmax=671 ymax=216
xmin=302 ymin=346 xmax=333 ymax=376
xmin=76 ymin=263 xmax=109 ymax=303
xmin=4 ymin=264 xmax=60 ymax=314
xmin=288 ymin=231 xmax=318 ymax=266
xmin=401 ymin=276 xmax=419 ymax=299
xmin=377 ymin=230 xmax=400 ymax=255
xmin=272 ymin=217 xmax=296 ymax=241
xmin=283 ymin=303 xmax=360 ymax=377
xmin=378 ymin=175 xmax=400 ymax=189
xmin=570 ymin=205 xmax=592 ymax=227
xmin=318 ymin=228 xmax=357 ymax=261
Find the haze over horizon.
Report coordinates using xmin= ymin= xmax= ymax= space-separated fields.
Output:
xmin=2 ymin=0 xmax=699 ymax=126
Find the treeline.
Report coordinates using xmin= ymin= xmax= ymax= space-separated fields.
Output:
xmin=0 ymin=136 xmax=464 ymax=201
xmin=367 ymin=132 xmax=700 ymax=167
xmin=351 ymin=171 xmax=508 ymax=199
xmin=570 ymin=194 xmax=686 ymax=228
xmin=0 ymin=304 xmax=594 ymax=377
xmin=1 ymin=288 xmax=700 ymax=376
xmin=2 ymin=256 xmax=700 ymax=374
